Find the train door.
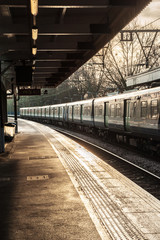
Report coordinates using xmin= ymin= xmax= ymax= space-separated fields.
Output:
xmin=104 ymin=102 xmax=109 ymax=128
xmin=80 ymin=104 xmax=83 ymax=123
xmin=63 ymin=106 xmax=66 ymax=121
xmin=72 ymin=106 xmax=74 ymax=122
xmin=124 ymin=99 xmax=131 ymax=131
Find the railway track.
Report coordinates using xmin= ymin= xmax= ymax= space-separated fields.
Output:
xmin=49 ymin=125 xmax=160 ymax=200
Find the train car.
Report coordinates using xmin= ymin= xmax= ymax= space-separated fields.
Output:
xmin=20 ymin=86 xmax=160 ymax=154
xmin=94 ymin=95 xmax=124 ymax=132
xmin=20 ymin=107 xmax=30 ymax=118
xmin=124 ymin=87 xmax=160 ymax=141
xmin=19 ymin=108 xmax=24 ymax=117
xmin=66 ymin=99 xmax=94 ymax=127
xmin=36 ymin=106 xmax=43 ymax=121
xmin=51 ymin=103 xmax=66 ymax=124
xmin=80 ymin=99 xmax=94 ymax=127
xmin=93 ymin=87 xmax=160 ymax=137
xmin=66 ymin=102 xmax=74 ymax=123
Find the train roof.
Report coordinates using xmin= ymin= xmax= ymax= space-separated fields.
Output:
xmin=126 ymin=67 xmax=160 ymax=87
xmin=20 ymin=87 xmax=160 ymax=110
xmin=94 ymin=86 xmax=160 ymax=103
xmin=66 ymin=99 xmax=93 ymax=106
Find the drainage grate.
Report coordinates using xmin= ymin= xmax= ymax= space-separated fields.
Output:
xmin=27 ymin=175 xmax=49 ymax=181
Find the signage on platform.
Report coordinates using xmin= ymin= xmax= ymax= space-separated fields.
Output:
xmin=19 ymin=89 xmax=41 ymax=96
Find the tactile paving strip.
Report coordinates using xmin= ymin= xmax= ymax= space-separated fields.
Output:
xmin=51 ymin=136 xmax=145 ymax=240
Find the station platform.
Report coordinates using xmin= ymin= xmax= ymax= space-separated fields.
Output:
xmin=0 ymin=119 xmax=160 ymax=240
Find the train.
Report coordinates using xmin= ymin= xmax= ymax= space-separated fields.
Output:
xmin=20 ymin=86 xmax=160 ymax=155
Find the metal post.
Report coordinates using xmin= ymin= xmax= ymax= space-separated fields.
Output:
xmin=0 ymin=61 xmax=5 ymax=152
xmin=14 ymin=86 xmax=18 ymax=133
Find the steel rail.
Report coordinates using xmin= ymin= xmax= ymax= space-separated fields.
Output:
xmin=51 ymin=126 xmax=160 ymax=181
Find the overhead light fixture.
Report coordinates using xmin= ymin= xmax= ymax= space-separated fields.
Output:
xmin=32 ymin=26 xmax=38 ymax=40
xmin=32 ymin=47 xmax=37 ymax=55
xmin=30 ymin=0 xmax=38 ymax=16
xmin=32 ymin=66 xmax=36 ymax=70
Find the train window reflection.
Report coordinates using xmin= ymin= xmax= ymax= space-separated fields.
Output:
xmin=133 ymin=102 xmax=137 ymax=117
xmin=74 ymin=106 xmax=80 ymax=116
xmin=95 ymin=105 xmax=103 ymax=116
xmin=116 ymin=103 xmax=121 ymax=117
xmin=141 ymin=101 xmax=147 ymax=118
xmin=151 ymin=100 xmax=158 ymax=119
xmin=84 ymin=106 xmax=91 ymax=116
xmin=110 ymin=104 xmax=115 ymax=117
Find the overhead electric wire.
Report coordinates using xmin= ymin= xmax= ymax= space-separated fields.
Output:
xmin=142 ymin=17 xmax=160 ymax=28
xmin=108 ymin=16 xmax=160 ymax=51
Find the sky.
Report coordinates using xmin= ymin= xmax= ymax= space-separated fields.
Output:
xmin=136 ymin=0 xmax=160 ymax=26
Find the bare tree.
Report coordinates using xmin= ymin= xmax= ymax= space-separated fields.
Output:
xmin=92 ymin=21 xmax=160 ymax=93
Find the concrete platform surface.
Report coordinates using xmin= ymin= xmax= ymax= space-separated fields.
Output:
xmin=0 ymin=119 xmax=102 ymax=240
xmin=1 ymin=118 xmax=160 ymax=240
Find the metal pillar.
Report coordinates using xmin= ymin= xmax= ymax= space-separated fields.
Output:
xmin=0 ymin=61 xmax=5 ymax=152
xmin=14 ymin=86 xmax=18 ymax=133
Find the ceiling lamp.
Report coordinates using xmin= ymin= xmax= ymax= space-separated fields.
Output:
xmin=32 ymin=27 xmax=38 ymax=40
xmin=32 ymin=47 xmax=37 ymax=55
xmin=30 ymin=0 xmax=38 ymax=16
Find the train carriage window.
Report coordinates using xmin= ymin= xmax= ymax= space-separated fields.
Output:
xmin=99 ymin=106 xmax=103 ymax=116
xmin=110 ymin=104 xmax=115 ymax=117
xmin=59 ymin=107 xmax=63 ymax=117
xmin=52 ymin=108 xmax=55 ymax=117
xmin=116 ymin=103 xmax=121 ymax=117
xmin=74 ymin=106 xmax=78 ymax=116
xmin=95 ymin=106 xmax=98 ymax=117
xmin=151 ymin=100 xmax=158 ymax=119
xmin=55 ymin=108 xmax=58 ymax=117
xmin=85 ymin=107 xmax=88 ymax=116
xmin=42 ymin=108 xmax=45 ymax=116
xmin=95 ymin=105 xmax=103 ymax=117
xmin=46 ymin=108 xmax=49 ymax=116
xmin=88 ymin=106 xmax=91 ymax=116
xmin=141 ymin=101 xmax=147 ymax=118
xmin=39 ymin=108 xmax=41 ymax=116
xmin=74 ymin=105 xmax=80 ymax=117
xmin=51 ymin=107 xmax=54 ymax=116
xmin=69 ymin=106 xmax=72 ymax=118
xmin=84 ymin=106 xmax=91 ymax=116
xmin=133 ymin=102 xmax=137 ymax=118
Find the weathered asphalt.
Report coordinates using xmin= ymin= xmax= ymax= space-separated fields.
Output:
xmin=0 ymin=120 xmax=101 ymax=240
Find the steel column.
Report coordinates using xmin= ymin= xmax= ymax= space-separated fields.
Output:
xmin=14 ymin=86 xmax=18 ymax=133
xmin=0 ymin=61 xmax=5 ymax=152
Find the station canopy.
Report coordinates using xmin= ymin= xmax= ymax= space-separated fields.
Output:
xmin=0 ymin=0 xmax=151 ymax=89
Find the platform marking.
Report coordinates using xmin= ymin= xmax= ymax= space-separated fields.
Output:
xmin=0 ymin=177 xmax=10 ymax=182
xmin=27 ymin=175 xmax=49 ymax=181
